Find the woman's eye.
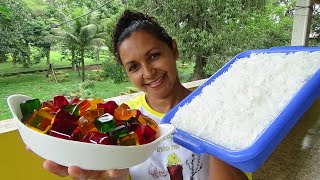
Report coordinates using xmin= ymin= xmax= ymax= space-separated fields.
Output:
xmin=129 ymin=64 xmax=138 ymax=72
xmin=150 ymin=52 xmax=160 ymax=60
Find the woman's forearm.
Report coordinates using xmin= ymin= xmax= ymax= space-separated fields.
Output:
xmin=209 ymin=156 xmax=248 ymax=180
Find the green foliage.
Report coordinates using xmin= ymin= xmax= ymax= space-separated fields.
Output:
xmin=80 ymin=80 xmax=95 ymax=89
xmin=99 ymin=1 xmax=125 ymax=47
xmin=203 ymin=54 xmax=229 ymax=77
xmin=177 ymin=61 xmax=194 ymax=83
xmin=23 ymin=0 xmax=48 ymax=11
xmin=87 ymin=70 xmax=105 ymax=81
xmin=70 ymin=80 xmax=96 ymax=99
xmin=30 ymin=47 xmax=44 ymax=65
xmin=53 ymin=6 xmax=107 ymax=82
xmin=310 ymin=3 xmax=320 ymax=45
xmin=0 ymin=0 xmax=32 ymax=64
xmin=0 ymin=5 xmax=11 ymax=19
xmin=102 ymin=58 xmax=128 ymax=83
xmin=0 ymin=0 xmax=57 ymax=66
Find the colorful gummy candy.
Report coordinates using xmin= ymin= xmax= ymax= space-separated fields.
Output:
xmin=19 ymin=96 xmax=159 ymax=146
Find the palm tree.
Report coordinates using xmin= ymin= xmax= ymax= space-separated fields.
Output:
xmin=78 ymin=23 xmax=105 ymax=82
xmin=54 ymin=7 xmax=106 ymax=82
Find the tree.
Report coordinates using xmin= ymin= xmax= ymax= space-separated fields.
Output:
xmin=26 ymin=16 xmax=60 ymax=65
xmin=0 ymin=5 xmax=11 ymax=62
xmin=310 ymin=1 xmax=320 ymax=45
xmin=205 ymin=1 xmax=293 ymax=73
xmin=0 ymin=0 xmax=33 ymax=66
xmin=54 ymin=7 xmax=106 ymax=82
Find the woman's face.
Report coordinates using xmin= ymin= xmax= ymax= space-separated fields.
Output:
xmin=118 ymin=31 xmax=179 ymax=98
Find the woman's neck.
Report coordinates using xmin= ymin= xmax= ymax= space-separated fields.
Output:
xmin=145 ymin=84 xmax=191 ymax=114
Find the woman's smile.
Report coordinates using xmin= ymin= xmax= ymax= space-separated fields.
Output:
xmin=145 ymin=74 xmax=166 ymax=88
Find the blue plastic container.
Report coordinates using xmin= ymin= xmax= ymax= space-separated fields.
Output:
xmin=161 ymin=46 xmax=320 ymax=172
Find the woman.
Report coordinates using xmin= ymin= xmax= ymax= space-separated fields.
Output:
xmin=43 ymin=10 xmax=249 ymax=180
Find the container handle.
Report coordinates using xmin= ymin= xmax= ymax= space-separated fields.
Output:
xmin=173 ymin=132 xmax=205 ymax=154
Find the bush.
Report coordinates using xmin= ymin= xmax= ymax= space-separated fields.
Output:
xmin=178 ymin=67 xmax=192 ymax=83
xmin=87 ymin=70 xmax=105 ymax=81
xmin=177 ymin=61 xmax=193 ymax=83
xmin=102 ymin=58 xmax=128 ymax=83
xmin=70 ymin=80 xmax=96 ymax=99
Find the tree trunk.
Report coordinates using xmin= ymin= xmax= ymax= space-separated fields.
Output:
xmin=96 ymin=48 xmax=100 ymax=61
xmin=23 ymin=52 xmax=29 ymax=68
xmin=12 ymin=54 xmax=17 ymax=68
xmin=80 ymin=47 xmax=85 ymax=82
xmin=77 ymin=62 xmax=81 ymax=77
xmin=71 ymin=49 xmax=77 ymax=70
xmin=45 ymin=47 xmax=51 ymax=65
xmin=0 ymin=52 xmax=6 ymax=63
xmin=192 ymin=56 xmax=207 ymax=80
xmin=26 ymin=48 xmax=31 ymax=65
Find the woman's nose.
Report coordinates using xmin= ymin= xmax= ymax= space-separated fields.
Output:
xmin=142 ymin=64 xmax=156 ymax=78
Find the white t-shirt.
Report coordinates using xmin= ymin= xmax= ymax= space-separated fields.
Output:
xmin=126 ymin=95 xmax=210 ymax=180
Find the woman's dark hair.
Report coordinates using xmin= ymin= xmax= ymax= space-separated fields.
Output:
xmin=112 ymin=10 xmax=173 ymax=64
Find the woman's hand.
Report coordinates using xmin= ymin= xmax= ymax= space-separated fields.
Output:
xmin=43 ymin=160 xmax=129 ymax=180
xmin=27 ymin=146 xmax=129 ymax=180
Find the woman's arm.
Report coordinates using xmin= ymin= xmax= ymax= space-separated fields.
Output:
xmin=209 ymin=156 xmax=248 ymax=180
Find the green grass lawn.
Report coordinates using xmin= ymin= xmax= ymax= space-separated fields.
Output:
xmin=0 ymin=70 xmax=133 ymax=121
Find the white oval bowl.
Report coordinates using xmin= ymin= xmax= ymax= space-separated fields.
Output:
xmin=7 ymin=94 xmax=175 ymax=170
